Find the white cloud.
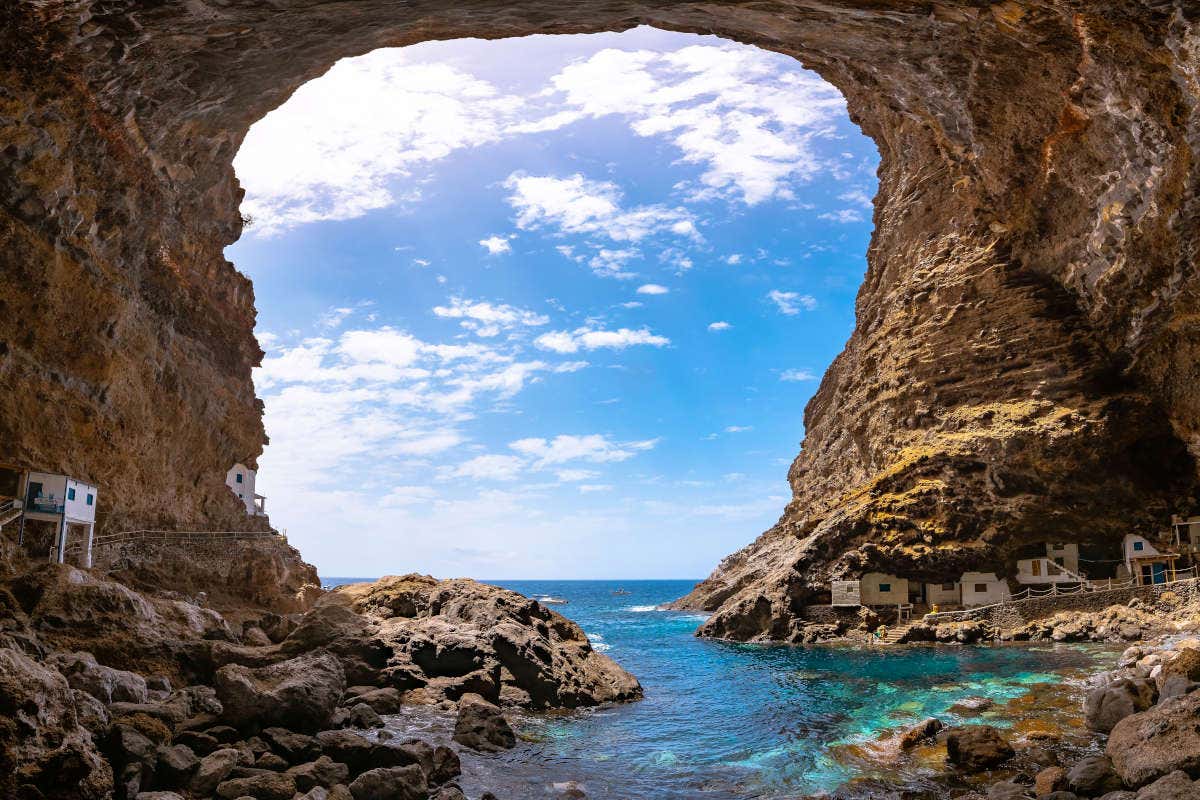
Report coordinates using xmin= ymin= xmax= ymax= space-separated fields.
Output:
xmin=433 ymin=296 xmax=548 ymax=337
xmin=587 ymin=248 xmax=640 ymax=280
xmin=534 ymin=327 xmax=670 ymax=354
xmin=505 ymin=172 xmax=699 ymax=247
xmin=636 ymin=284 xmax=669 ymax=295
xmin=620 ymin=301 xmax=644 ymax=309
xmin=479 ymin=235 xmax=512 ymax=255
xmin=839 ymin=188 xmax=874 ymax=208
xmin=707 ymin=321 xmax=731 ymax=332
xmin=444 ymin=454 xmax=526 ymax=482
xmin=578 ymin=484 xmax=613 ymax=493
xmin=781 ymin=368 xmax=819 ymax=382
xmin=511 ymin=434 xmax=657 ymax=466
xmin=556 ymin=469 xmax=599 ymax=482
xmin=818 ymin=208 xmax=863 ymax=223
xmin=724 ymin=425 xmax=753 ymax=433
xmin=725 ymin=253 xmax=743 ymax=265
xmin=767 ymin=290 xmax=817 ymax=316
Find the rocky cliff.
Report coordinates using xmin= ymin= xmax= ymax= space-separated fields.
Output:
xmin=3 ymin=2 xmax=1200 ymax=641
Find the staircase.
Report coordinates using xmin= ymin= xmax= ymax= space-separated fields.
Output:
xmin=879 ymin=622 xmax=915 ymax=645
xmin=0 ymin=499 xmax=21 ymax=531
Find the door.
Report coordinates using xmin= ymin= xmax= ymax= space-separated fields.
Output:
xmin=26 ymin=481 xmax=42 ymax=506
xmin=1152 ymin=563 xmax=1168 ymax=585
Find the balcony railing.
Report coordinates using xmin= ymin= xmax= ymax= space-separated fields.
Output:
xmin=26 ymin=498 xmax=64 ymax=514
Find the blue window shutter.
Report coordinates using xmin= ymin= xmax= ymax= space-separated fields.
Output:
xmin=67 ymin=487 xmax=75 ymax=501
xmin=236 ymin=473 xmax=243 ymax=483
xmin=87 ymin=494 xmax=94 ymax=506
xmin=1134 ymin=541 xmax=1144 ymax=551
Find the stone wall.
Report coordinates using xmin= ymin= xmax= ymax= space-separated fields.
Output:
xmin=925 ymin=579 xmax=1200 ymax=626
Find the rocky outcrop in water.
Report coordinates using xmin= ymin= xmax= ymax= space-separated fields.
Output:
xmin=4 ymin=1 xmax=1200 ymax=643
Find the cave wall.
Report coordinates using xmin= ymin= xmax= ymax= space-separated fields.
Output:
xmin=2 ymin=1 xmax=1198 ymax=639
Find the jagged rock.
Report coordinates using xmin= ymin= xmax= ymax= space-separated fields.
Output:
xmin=254 ymin=752 xmax=289 ymax=771
xmin=287 ymin=756 xmax=350 ymax=792
xmin=431 ymin=786 xmax=468 ymax=800
xmin=1155 ymin=649 xmax=1200 ymax=690
xmin=985 ymin=782 xmax=1030 ymax=800
xmin=214 ymin=772 xmax=297 ymax=800
xmin=453 ymin=693 xmax=516 ymax=752
xmin=1035 ymin=767 xmax=1069 ymax=796
xmin=260 ymin=727 xmax=320 ymax=763
xmin=50 ymin=651 xmax=149 ymax=705
xmin=950 ymin=697 xmax=994 ymax=715
xmin=1107 ymin=691 xmax=1200 ymax=787
xmin=347 ymin=765 xmax=427 ymax=800
xmin=73 ymin=688 xmax=111 ymax=735
xmin=0 ymin=647 xmax=112 ymax=799
xmin=215 ymin=652 xmax=345 ymax=732
xmin=1133 ymin=771 xmax=1199 ymax=799
xmin=175 ymin=731 xmax=221 ymax=756
xmin=946 ymin=726 xmax=1014 ymax=772
xmin=431 ymin=746 xmax=461 ymax=785
xmin=189 ymin=748 xmax=241 ymax=796
xmin=330 ymin=702 xmax=384 ymax=730
xmin=899 ymin=717 xmax=943 ymax=749
xmin=326 ymin=576 xmax=641 ymax=708
xmin=1066 ymin=756 xmax=1123 ymax=796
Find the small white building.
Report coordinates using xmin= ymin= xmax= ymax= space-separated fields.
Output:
xmin=960 ymin=572 xmax=1010 ymax=607
xmin=226 ymin=463 xmax=266 ymax=516
xmin=1016 ymin=543 xmax=1085 ymax=584
xmin=1172 ymin=515 xmax=1200 ymax=558
xmin=924 ymin=580 xmax=961 ymax=607
xmin=18 ymin=469 xmax=98 ymax=567
xmin=1123 ymin=533 xmax=1178 ymax=586
xmin=860 ymin=572 xmax=909 ymax=606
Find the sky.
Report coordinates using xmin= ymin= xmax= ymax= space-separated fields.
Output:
xmin=226 ymin=27 xmax=878 ymax=580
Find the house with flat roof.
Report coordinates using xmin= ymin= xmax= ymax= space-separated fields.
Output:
xmin=226 ymin=463 xmax=266 ymax=517
xmin=0 ymin=464 xmax=98 ymax=567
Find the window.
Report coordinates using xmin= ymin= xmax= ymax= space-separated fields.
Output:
xmin=236 ymin=473 xmax=243 ymax=483
xmin=86 ymin=494 xmax=93 ymax=506
xmin=1031 ymin=560 xmax=1041 ymax=577
xmin=878 ymin=583 xmax=891 ymax=593
xmin=974 ymin=583 xmax=988 ymax=593
xmin=1133 ymin=540 xmax=1145 ymax=552
xmin=941 ymin=582 xmax=955 ymax=591
xmin=67 ymin=487 xmax=75 ymax=501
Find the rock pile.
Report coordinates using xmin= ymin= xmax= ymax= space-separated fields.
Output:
xmin=0 ymin=565 xmax=640 ymax=799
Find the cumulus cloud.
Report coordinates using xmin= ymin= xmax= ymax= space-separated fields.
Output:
xmin=781 ymin=368 xmax=819 ymax=382
xmin=442 ymin=454 xmax=527 ymax=482
xmin=433 ymin=297 xmax=548 ymax=337
xmin=505 ymin=173 xmax=699 ymax=246
xmin=479 ymin=235 xmax=513 ymax=255
xmin=534 ymin=327 xmax=670 ymax=353
xmin=511 ymin=434 xmax=658 ymax=466
xmin=636 ymin=284 xmax=669 ymax=295
xmin=817 ymin=208 xmax=863 ymax=223
xmin=707 ymin=321 xmax=731 ymax=331
xmin=724 ymin=425 xmax=753 ymax=433
xmin=767 ymin=289 xmax=817 ymax=316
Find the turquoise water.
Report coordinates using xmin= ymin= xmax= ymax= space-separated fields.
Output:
xmin=328 ymin=578 xmax=1113 ymax=798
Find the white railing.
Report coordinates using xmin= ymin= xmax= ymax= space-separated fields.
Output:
xmin=924 ymin=572 xmax=1199 ymax=623
xmin=86 ymin=529 xmax=282 ymax=549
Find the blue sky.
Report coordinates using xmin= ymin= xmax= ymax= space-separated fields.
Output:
xmin=226 ymin=27 xmax=878 ymax=580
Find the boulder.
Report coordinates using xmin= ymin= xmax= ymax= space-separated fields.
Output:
xmin=134 ymin=793 xmax=185 ymax=800
xmin=1036 ymin=766 xmax=1069 ymax=796
xmin=214 ymin=772 xmax=297 ymax=800
xmin=899 ymin=717 xmax=943 ymax=750
xmin=287 ymin=756 xmax=350 ymax=792
xmin=348 ymin=765 xmax=427 ymax=800
xmin=431 ymin=745 xmax=461 ymax=785
xmin=950 ymin=696 xmax=995 ymax=715
xmin=1085 ymin=679 xmax=1157 ymax=733
xmin=986 ymin=781 xmax=1030 ymax=799
xmin=315 ymin=730 xmax=375 ymax=773
xmin=0 ymin=647 xmax=113 ymax=800
xmin=255 ymin=752 xmax=289 ymax=771
xmin=214 ymin=652 xmax=345 ymax=732
xmin=1066 ymin=756 xmax=1123 ymax=796
xmin=260 ymin=727 xmax=320 ymax=763
xmin=155 ymin=743 xmax=199 ymax=787
xmin=431 ymin=786 xmax=468 ymax=800
xmin=452 ymin=693 xmax=516 ymax=752
xmin=1107 ymin=691 xmax=1200 ymax=787
xmin=73 ymin=688 xmax=111 ymax=734
xmin=344 ymin=687 xmax=403 ymax=714
xmin=50 ymin=651 xmax=149 ymax=705
xmin=1156 ymin=648 xmax=1200 ymax=690
xmin=946 ymin=726 xmax=1014 ymax=772
xmin=1134 ymin=771 xmax=1199 ymax=800
xmin=189 ymin=748 xmax=241 ymax=796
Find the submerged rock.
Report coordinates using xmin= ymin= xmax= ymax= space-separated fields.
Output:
xmin=946 ymin=726 xmax=1014 ymax=772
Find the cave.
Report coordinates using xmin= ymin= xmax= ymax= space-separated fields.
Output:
xmin=3 ymin=2 xmax=1199 ymax=641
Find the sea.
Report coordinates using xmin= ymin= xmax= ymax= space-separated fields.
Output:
xmin=322 ymin=578 xmax=1115 ymax=799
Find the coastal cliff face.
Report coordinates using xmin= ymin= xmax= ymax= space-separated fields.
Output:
xmin=3 ymin=2 xmax=1200 ymax=639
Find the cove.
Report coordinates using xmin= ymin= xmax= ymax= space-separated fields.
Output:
xmin=322 ymin=579 xmax=1118 ymax=799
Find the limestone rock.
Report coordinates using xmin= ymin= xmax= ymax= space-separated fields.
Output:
xmin=214 ymin=652 xmax=345 ymax=732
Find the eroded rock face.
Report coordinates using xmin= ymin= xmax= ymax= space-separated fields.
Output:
xmin=3 ymin=3 xmax=1200 ymax=641
xmin=325 ymin=575 xmax=642 ymax=708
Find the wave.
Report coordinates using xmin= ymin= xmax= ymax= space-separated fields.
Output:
xmin=626 ymin=605 xmax=660 ymax=612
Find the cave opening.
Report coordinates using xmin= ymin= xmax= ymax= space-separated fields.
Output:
xmin=224 ymin=27 xmax=880 ymax=581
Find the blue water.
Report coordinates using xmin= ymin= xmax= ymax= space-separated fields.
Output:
xmin=325 ymin=578 xmax=1113 ymax=798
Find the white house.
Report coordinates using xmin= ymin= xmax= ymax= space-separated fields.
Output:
xmin=21 ymin=470 xmax=98 ymax=567
xmin=924 ymin=580 xmax=961 ymax=607
xmin=1172 ymin=515 xmax=1200 ymax=559
xmin=860 ymin=572 xmax=909 ymax=606
xmin=226 ymin=463 xmax=266 ymax=516
xmin=959 ymin=572 xmax=1011 ymax=607
xmin=1123 ymin=533 xmax=1178 ymax=586
xmin=1016 ymin=543 xmax=1085 ymax=584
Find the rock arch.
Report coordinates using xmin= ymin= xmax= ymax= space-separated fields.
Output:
xmin=2 ymin=2 xmax=1198 ymax=639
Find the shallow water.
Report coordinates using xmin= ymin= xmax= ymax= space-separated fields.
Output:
xmin=329 ymin=578 xmax=1117 ymax=798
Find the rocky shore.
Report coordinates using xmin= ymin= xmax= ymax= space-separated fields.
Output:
xmin=0 ymin=561 xmax=640 ymax=800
